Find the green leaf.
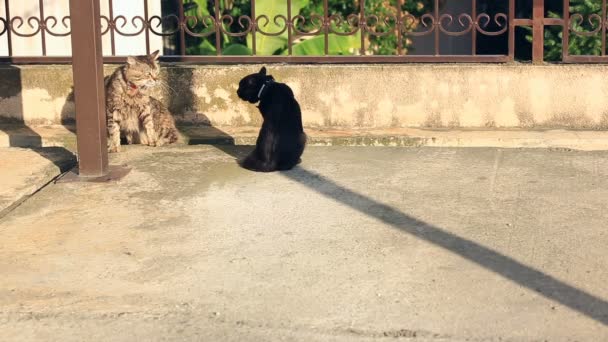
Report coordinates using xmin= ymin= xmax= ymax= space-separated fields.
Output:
xmin=286 ymin=32 xmax=361 ymax=56
xmin=222 ymin=44 xmax=252 ymax=55
xmin=247 ymin=0 xmax=310 ymax=55
xmin=184 ymin=0 xmax=210 ymax=17
xmin=186 ymin=39 xmax=217 ymax=55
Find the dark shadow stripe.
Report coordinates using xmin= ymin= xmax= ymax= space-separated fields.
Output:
xmin=280 ymin=166 xmax=608 ymax=326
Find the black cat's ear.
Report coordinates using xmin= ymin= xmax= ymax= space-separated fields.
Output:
xmin=259 ymin=66 xmax=267 ymax=76
xmin=150 ymin=50 xmax=160 ymax=61
xmin=126 ymin=56 xmax=137 ymax=65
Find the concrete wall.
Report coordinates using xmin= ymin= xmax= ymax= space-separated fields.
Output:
xmin=1 ymin=64 xmax=608 ymax=129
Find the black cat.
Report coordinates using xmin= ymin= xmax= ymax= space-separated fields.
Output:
xmin=236 ymin=67 xmax=307 ymax=172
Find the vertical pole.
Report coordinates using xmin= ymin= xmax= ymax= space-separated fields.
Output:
xmin=144 ymin=0 xmax=151 ymax=55
xmin=562 ymin=0 xmax=569 ymax=61
xmin=434 ymin=0 xmax=439 ymax=56
xmin=323 ymin=0 xmax=329 ymax=56
xmin=287 ymin=0 xmax=293 ymax=56
xmin=359 ymin=0 xmax=365 ymax=55
xmin=38 ymin=0 xmax=47 ymax=56
xmin=108 ymin=0 xmax=116 ymax=56
xmin=471 ymin=0 xmax=476 ymax=55
xmin=69 ymin=0 xmax=109 ymax=177
xmin=251 ymin=0 xmax=257 ymax=55
xmin=532 ymin=0 xmax=544 ymax=64
xmin=397 ymin=0 xmax=404 ymax=56
xmin=602 ymin=0 xmax=606 ymax=56
xmin=214 ymin=0 xmax=221 ymax=55
xmin=508 ymin=0 xmax=515 ymax=61
xmin=4 ymin=0 xmax=13 ymax=57
xmin=177 ymin=0 xmax=186 ymax=55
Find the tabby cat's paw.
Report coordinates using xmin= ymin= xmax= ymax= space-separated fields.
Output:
xmin=108 ymin=145 xmax=121 ymax=153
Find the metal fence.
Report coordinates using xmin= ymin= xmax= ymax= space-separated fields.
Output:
xmin=1 ymin=0 xmax=608 ymax=64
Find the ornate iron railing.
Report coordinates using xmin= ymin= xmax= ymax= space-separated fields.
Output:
xmin=0 ymin=0 xmax=607 ymax=63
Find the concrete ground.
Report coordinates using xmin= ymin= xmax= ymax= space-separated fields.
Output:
xmin=0 ymin=147 xmax=75 ymax=217
xmin=0 ymin=145 xmax=607 ymax=341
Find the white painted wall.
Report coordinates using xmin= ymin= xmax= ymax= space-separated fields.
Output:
xmin=0 ymin=0 xmax=163 ymax=57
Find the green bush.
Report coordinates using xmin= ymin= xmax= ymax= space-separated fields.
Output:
xmin=524 ymin=0 xmax=603 ymax=61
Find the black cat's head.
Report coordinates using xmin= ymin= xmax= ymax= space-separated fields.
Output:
xmin=237 ymin=67 xmax=273 ymax=103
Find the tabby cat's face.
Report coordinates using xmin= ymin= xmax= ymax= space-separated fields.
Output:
xmin=124 ymin=51 xmax=160 ymax=91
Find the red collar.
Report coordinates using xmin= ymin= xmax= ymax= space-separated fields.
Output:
xmin=121 ymin=68 xmax=139 ymax=93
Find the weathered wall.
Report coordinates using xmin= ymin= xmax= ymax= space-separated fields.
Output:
xmin=1 ymin=64 xmax=608 ymax=129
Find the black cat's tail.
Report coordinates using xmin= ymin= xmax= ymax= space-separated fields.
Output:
xmin=239 ymin=154 xmax=277 ymax=173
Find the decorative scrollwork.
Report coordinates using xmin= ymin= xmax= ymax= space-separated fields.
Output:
xmin=183 ymin=15 xmax=217 ymax=38
xmin=292 ymin=14 xmax=324 ymax=36
xmin=402 ymin=13 xmax=435 ymax=37
xmin=569 ymin=13 xmax=603 ymax=37
xmin=365 ymin=14 xmax=397 ymax=37
xmin=148 ymin=14 xmax=181 ymax=36
xmin=0 ymin=17 xmax=8 ymax=36
xmin=1 ymin=6 xmax=516 ymax=59
xmin=255 ymin=14 xmax=289 ymax=36
xmin=475 ymin=13 xmax=508 ymax=36
xmin=438 ymin=13 xmax=473 ymax=36
xmin=112 ymin=15 xmax=147 ymax=37
xmin=10 ymin=17 xmax=42 ymax=37
xmin=219 ymin=15 xmax=254 ymax=37
xmin=44 ymin=16 xmax=71 ymax=37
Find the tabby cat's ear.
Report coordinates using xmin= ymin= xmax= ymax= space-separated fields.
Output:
xmin=259 ymin=67 xmax=267 ymax=76
xmin=126 ymin=56 xmax=137 ymax=65
xmin=150 ymin=50 xmax=160 ymax=61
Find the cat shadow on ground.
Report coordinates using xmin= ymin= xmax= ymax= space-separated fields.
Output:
xmin=0 ymin=65 xmax=76 ymax=172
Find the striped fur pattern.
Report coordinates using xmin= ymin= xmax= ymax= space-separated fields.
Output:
xmin=105 ymin=51 xmax=180 ymax=153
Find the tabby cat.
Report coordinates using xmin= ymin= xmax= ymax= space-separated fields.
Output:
xmin=105 ymin=50 xmax=180 ymax=153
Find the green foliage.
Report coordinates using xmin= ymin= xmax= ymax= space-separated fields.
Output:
xmin=182 ymin=0 xmax=435 ymax=56
xmin=247 ymin=0 xmax=309 ymax=55
xmin=524 ymin=0 xmax=603 ymax=61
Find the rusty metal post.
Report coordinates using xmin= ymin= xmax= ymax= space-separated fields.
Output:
xmin=69 ymin=0 xmax=108 ymax=177
xmin=532 ymin=0 xmax=544 ymax=64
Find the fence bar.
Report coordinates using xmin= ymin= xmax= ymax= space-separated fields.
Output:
xmin=397 ymin=0 xmax=403 ymax=56
xmin=508 ymin=0 xmax=515 ymax=60
xmin=323 ymin=0 xmax=329 ymax=55
xmin=532 ymin=0 xmax=544 ymax=63
xmin=214 ymin=0 xmax=221 ymax=55
xmin=108 ymin=0 xmax=116 ymax=55
xmin=4 ymin=0 xmax=12 ymax=56
xmin=251 ymin=0 xmax=257 ymax=55
xmin=287 ymin=0 xmax=292 ymax=55
xmin=434 ymin=0 xmax=439 ymax=55
xmin=68 ymin=0 xmax=108 ymax=177
xmin=144 ymin=0 xmax=150 ymax=55
xmin=471 ymin=0 xmax=476 ymax=55
xmin=38 ymin=0 xmax=46 ymax=55
xmin=0 ymin=55 xmax=512 ymax=65
xmin=147 ymin=55 xmax=512 ymax=63
xmin=359 ymin=0 xmax=365 ymax=55
xmin=562 ymin=0 xmax=569 ymax=60
xmin=177 ymin=0 xmax=186 ymax=55
xmin=602 ymin=0 xmax=606 ymax=56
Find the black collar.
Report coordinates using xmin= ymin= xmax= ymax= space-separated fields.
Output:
xmin=257 ymin=79 xmax=275 ymax=101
